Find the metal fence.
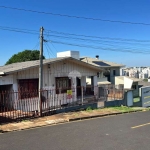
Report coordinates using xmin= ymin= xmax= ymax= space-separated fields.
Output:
xmin=0 ymin=85 xmax=124 ymax=124
xmin=0 ymin=86 xmax=98 ymax=124
xmin=98 ymin=84 xmax=124 ymax=101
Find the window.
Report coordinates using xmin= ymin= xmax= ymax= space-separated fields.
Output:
xmin=113 ymin=70 xmax=116 ymax=76
xmin=56 ymin=77 xmax=71 ymax=94
xmin=132 ymin=84 xmax=136 ymax=90
xmin=18 ymin=79 xmax=38 ymax=99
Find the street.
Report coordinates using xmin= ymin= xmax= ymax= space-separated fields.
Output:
xmin=0 ymin=111 xmax=150 ymax=150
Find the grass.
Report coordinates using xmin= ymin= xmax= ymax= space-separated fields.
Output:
xmin=86 ymin=106 xmax=93 ymax=112
xmin=133 ymin=97 xmax=140 ymax=103
xmin=85 ymin=105 xmax=137 ymax=113
xmin=109 ymin=106 xmax=135 ymax=112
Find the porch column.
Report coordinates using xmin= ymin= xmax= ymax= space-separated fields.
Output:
xmin=81 ymin=76 xmax=86 ymax=87
xmin=72 ymin=77 xmax=77 ymax=101
xmin=93 ymin=76 xmax=98 ymax=98
xmin=81 ymin=76 xmax=86 ymax=96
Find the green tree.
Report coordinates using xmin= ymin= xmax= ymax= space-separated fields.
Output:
xmin=5 ymin=50 xmax=45 ymax=65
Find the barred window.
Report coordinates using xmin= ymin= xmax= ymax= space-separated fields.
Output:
xmin=18 ymin=79 xmax=38 ymax=99
xmin=56 ymin=77 xmax=71 ymax=94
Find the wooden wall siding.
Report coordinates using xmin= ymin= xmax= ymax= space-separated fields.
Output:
xmin=11 ymin=60 xmax=98 ymax=88
xmin=49 ymin=60 xmax=98 ymax=77
xmin=16 ymin=67 xmax=39 ymax=79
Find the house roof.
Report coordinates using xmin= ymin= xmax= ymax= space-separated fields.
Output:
xmin=0 ymin=57 xmax=104 ymax=75
xmin=116 ymin=76 xmax=142 ymax=82
xmin=138 ymin=81 xmax=150 ymax=87
xmin=98 ymin=81 xmax=111 ymax=85
xmin=80 ymin=57 xmax=125 ymax=68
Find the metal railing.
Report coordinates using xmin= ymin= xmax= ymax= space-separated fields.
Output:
xmin=98 ymin=84 xmax=124 ymax=101
xmin=0 ymin=85 xmax=124 ymax=124
xmin=0 ymin=86 xmax=98 ymax=124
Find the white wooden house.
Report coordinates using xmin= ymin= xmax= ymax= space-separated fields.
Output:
xmin=0 ymin=56 xmax=103 ymax=111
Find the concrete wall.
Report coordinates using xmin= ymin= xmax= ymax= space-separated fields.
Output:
xmin=124 ymin=77 xmax=133 ymax=89
xmin=140 ymin=86 xmax=150 ymax=107
xmin=115 ymin=77 xmax=124 ymax=85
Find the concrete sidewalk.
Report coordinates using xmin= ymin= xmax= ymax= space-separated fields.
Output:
xmin=0 ymin=107 xmax=148 ymax=133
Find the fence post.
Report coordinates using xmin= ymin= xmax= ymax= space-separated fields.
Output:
xmin=81 ymin=86 xmax=83 ymax=105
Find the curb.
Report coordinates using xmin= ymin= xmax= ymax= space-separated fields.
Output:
xmin=0 ymin=119 xmax=69 ymax=133
xmin=68 ymin=109 xmax=146 ymax=121
xmin=0 ymin=109 xmax=148 ymax=133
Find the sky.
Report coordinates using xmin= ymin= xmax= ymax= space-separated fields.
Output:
xmin=0 ymin=0 xmax=150 ymax=67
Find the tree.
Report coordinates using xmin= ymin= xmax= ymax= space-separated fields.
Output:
xmin=5 ymin=50 xmax=45 ymax=65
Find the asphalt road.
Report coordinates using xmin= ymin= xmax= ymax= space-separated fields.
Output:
xmin=0 ymin=111 xmax=150 ymax=150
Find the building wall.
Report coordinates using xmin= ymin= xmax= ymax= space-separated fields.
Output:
xmin=110 ymin=67 xmax=120 ymax=84
xmin=0 ymin=75 xmax=13 ymax=85
xmin=97 ymin=77 xmax=108 ymax=83
xmin=132 ymin=82 xmax=139 ymax=97
xmin=115 ymin=77 xmax=124 ymax=85
xmin=124 ymin=77 xmax=133 ymax=89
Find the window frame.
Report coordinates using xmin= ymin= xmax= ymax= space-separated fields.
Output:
xmin=56 ymin=77 xmax=71 ymax=94
xmin=18 ymin=79 xmax=39 ymax=99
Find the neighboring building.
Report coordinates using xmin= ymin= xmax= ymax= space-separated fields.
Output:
xmin=80 ymin=56 xmax=125 ymax=84
xmin=115 ymin=76 xmax=141 ymax=97
xmin=123 ymin=67 xmax=150 ymax=79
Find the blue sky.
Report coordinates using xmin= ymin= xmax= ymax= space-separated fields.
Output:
xmin=0 ymin=0 xmax=150 ymax=67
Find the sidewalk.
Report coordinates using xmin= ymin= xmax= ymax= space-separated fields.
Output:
xmin=0 ymin=107 xmax=148 ymax=133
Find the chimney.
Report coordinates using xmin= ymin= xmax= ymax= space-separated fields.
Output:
xmin=95 ymin=55 xmax=99 ymax=59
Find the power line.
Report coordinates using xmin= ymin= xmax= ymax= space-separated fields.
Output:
xmin=44 ymin=42 xmax=56 ymax=58
xmin=0 ymin=25 xmax=39 ymax=32
xmin=48 ymin=40 xmax=150 ymax=54
xmin=48 ymin=36 xmax=150 ymax=53
xmin=46 ymin=34 xmax=150 ymax=46
xmin=45 ymin=32 xmax=58 ymax=53
xmin=44 ymin=43 xmax=51 ymax=58
xmin=0 ymin=25 xmax=150 ymax=54
xmin=0 ymin=26 xmax=39 ymax=35
xmin=1 ymin=5 xmax=150 ymax=26
xmin=45 ymin=29 xmax=150 ymax=43
xmin=0 ymin=25 xmax=150 ymax=43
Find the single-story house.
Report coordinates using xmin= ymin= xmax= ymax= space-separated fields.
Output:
xmin=0 ymin=55 xmax=104 ymax=112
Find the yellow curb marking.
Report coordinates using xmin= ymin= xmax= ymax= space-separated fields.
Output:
xmin=131 ymin=122 xmax=150 ymax=129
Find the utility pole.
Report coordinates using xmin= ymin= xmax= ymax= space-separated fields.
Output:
xmin=39 ymin=26 xmax=44 ymax=116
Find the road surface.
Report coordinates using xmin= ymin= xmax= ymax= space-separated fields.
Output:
xmin=0 ymin=111 xmax=150 ymax=150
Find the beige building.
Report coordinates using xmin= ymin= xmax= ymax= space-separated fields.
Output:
xmin=81 ymin=56 xmax=125 ymax=85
